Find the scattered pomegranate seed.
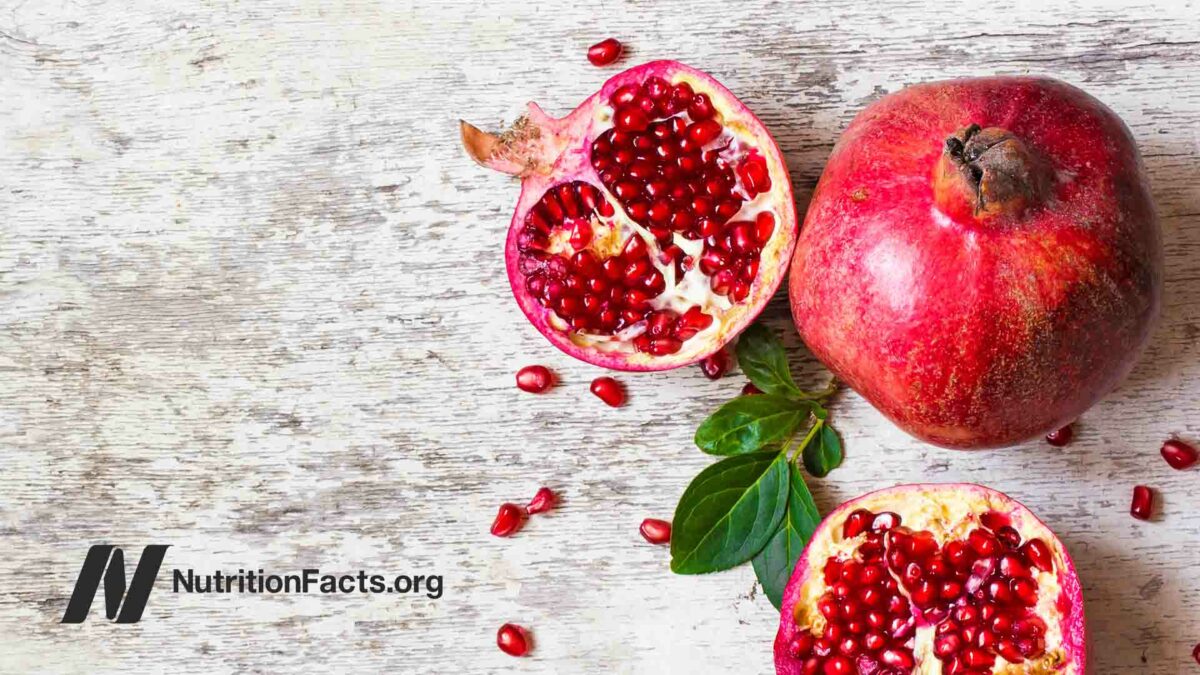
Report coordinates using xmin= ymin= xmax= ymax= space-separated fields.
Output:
xmin=742 ymin=382 xmax=762 ymax=395
xmin=586 ymin=38 xmax=622 ymax=67
xmin=515 ymin=365 xmax=555 ymax=393
xmin=496 ymin=623 xmax=530 ymax=656
xmin=1130 ymin=485 xmax=1154 ymax=520
xmin=526 ymin=487 xmax=556 ymax=514
xmin=1161 ymin=438 xmax=1198 ymax=470
xmin=640 ymin=518 xmax=671 ymax=544
xmin=1045 ymin=423 xmax=1073 ymax=446
xmin=1193 ymin=642 xmax=1200 ymax=665
xmin=699 ymin=349 xmax=730 ymax=379
xmin=590 ymin=376 xmax=626 ymax=406
xmin=491 ymin=503 xmax=527 ymax=537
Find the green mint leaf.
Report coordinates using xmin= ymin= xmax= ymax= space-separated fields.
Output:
xmin=802 ymin=422 xmax=844 ymax=478
xmin=735 ymin=323 xmax=802 ymax=398
xmin=670 ymin=451 xmax=789 ymax=575
xmin=752 ymin=463 xmax=821 ymax=609
xmin=695 ymin=395 xmax=815 ymax=456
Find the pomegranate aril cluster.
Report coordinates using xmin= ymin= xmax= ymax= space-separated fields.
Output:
xmin=590 ymin=75 xmax=773 ymax=302
xmin=788 ymin=508 xmax=1056 ymax=673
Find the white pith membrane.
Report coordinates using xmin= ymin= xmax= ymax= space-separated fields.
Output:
xmin=786 ymin=488 xmax=1078 ymax=675
xmin=512 ymin=70 xmax=792 ymax=367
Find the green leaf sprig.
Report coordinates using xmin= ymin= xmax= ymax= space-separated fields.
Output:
xmin=670 ymin=322 xmax=844 ymax=609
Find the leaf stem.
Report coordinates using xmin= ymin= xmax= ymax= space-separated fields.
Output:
xmin=789 ymin=419 xmax=824 ymax=463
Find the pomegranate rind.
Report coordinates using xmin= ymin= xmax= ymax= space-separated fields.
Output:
xmin=774 ymin=483 xmax=1086 ymax=674
xmin=499 ymin=61 xmax=798 ymax=371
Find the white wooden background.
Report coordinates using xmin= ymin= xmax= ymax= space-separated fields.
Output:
xmin=1 ymin=0 xmax=1197 ymax=673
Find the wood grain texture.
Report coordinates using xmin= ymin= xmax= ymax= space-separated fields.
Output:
xmin=1 ymin=0 xmax=1197 ymax=672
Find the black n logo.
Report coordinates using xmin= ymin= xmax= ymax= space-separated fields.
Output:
xmin=61 ymin=545 xmax=170 ymax=623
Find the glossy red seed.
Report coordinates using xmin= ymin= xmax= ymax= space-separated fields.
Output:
xmin=1161 ymin=438 xmax=1199 ymax=469
xmin=515 ymin=365 xmax=554 ymax=393
xmin=639 ymin=518 xmax=671 ymax=544
xmin=1131 ymin=485 xmax=1154 ymax=520
xmin=496 ymin=623 xmax=529 ymax=656
xmin=741 ymin=382 xmax=763 ymax=395
xmin=491 ymin=503 xmax=526 ymax=537
xmin=822 ymin=656 xmax=853 ymax=675
xmin=1046 ymin=423 xmax=1074 ymax=446
xmin=688 ymin=93 xmax=715 ymax=121
xmin=879 ymin=647 xmax=915 ymax=669
xmin=1193 ymin=642 xmax=1200 ymax=665
xmin=843 ymin=509 xmax=874 ymax=538
xmin=590 ymin=376 xmax=625 ymax=407
xmin=586 ymin=38 xmax=622 ymax=66
xmin=700 ymin=350 xmax=730 ymax=380
xmin=526 ymin=487 xmax=556 ymax=514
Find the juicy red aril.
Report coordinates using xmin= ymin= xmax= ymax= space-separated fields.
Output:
xmin=496 ymin=623 xmax=530 ymax=656
xmin=790 ymin=507 xmax=1060 ymax=673
xmin=590 ymin=376 xmax=626 ymax=407
xmin=640 ymin=518 xmax=671 ymax=544
xmin=742 ymin=382 xmax=762 ymax=395
xmin=1193 ymin=642 xmax=1200 ymax=665
xmin=1046 ymin=423 xmax=1074 ymax=446
xmin=491 ymin=503 xmax=527 ymax=537
xmin=1130 ymin=485 xmax=1154 ymax=520
xmin=1161 ymin=438 xmax=1199 ymax=469
xmin=699 ymin=349 xmax=730 ymax=379
xmin=526 ymin=487 xmax=556 ymax=514
xmin=515 ymin=365 xmax=554 ymax=393
xmin=586 ymin=38 xmax=622 ymax=67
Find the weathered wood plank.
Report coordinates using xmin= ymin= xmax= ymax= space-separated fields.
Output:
xmin=1 ymin=0 xmax=1197 ymax=672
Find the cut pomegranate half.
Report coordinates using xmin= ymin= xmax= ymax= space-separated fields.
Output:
xmin=462 ymin=61 xmax=798 ymax=370
xmin=775 ymin=484 xmax=1086 ymax=674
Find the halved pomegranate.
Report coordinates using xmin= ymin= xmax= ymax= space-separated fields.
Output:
xmin=462 ymin=61 xmax=797 ymax=370
xmin=775 ymin=484 xmax=1086 ymax=674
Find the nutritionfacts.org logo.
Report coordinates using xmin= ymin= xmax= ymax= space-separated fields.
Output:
xmin=62 ymin=544 xmax=443 ymax=624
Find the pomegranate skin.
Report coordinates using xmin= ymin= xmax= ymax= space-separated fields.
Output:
xmin=789 ymin=77 xmax=1161 ymax=448
xmin=774 ymin=483 xmax=1087 ymax=674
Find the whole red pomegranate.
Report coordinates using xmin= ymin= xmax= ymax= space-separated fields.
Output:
xmin=463 ymin=61 xmax=797 ymax=370
xmin=789 ymin=77 xmax=1161 ymax=448
xmin=775 ymin=483 xmax=1086 ymax=674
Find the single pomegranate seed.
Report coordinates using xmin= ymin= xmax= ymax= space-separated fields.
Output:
xmin=1161 ymin=438 xmax=1199 ymax=469
xmin=788 ymin=633 xmax=814 ymax=658
xmin=1193 ymin=642 xmax=1200 ymax=665
xmin=526 ymin=487 xmax=556 ymax=514
xmin=496 ymin=623 xmax=530 ymax=656
xmin=742 ymin=382 xmax=763 ymax=395
xmin=1046 ymin=423 xmax=1074 ymax=446
xmin=699 ymin=349 xmax=730 ymax=379
xmin=822 ymin=655 xmax=853 ymax=675
xmin=590 ymin=376 xmax=625 ymax=407
xmin=515 ymin=365 xmax=555 ymax=393
xmin=586 ymin=38 xmax=622 ymax=66
xmin=491 ymin=503 xmax=527 ymax=537
xmin=842 ymin=509 xmax=874 ymax=538
xmin=639 ymin=518 xmax=671 ymax=544
xmin=1130 ymin=485 xmax=1154 ymax=520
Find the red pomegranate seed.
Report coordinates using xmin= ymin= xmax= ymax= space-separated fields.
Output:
xmin=526 ymin=487 xmax=556 ymax=514
xmin=496 ymin=623 xmax=530 ymax=656
xmin=1193 ymin=642 xmax=1200 ymax=665
xmin=1045 ymin=423 xmax=1074 ymax=446
xmin=640 ymin=518 xmax=671 ymax=544
xmin=742 ymin=382 xmax=762 ymax=395
xmin=590 ymin=376 xmax=625 ymax=407
xmin=1161 ymin=438 xmax=1199 ymax=469
xmin=699 ymin=349 xmax=730 ymax=379
xmin=491 ymin=503 xmax=527 ymax=537
xmin=822 ymin=655 xmax=853 ymax=675
xmin=515 ymin=365 xmax=555 ymax=393
xmin=842 ymin=509 xmax=874 ymax=538
xmin=1130 ymin=485 xmax=1154 ymax=520
xmin=586 ymin=38 xmax=622 ymax=67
